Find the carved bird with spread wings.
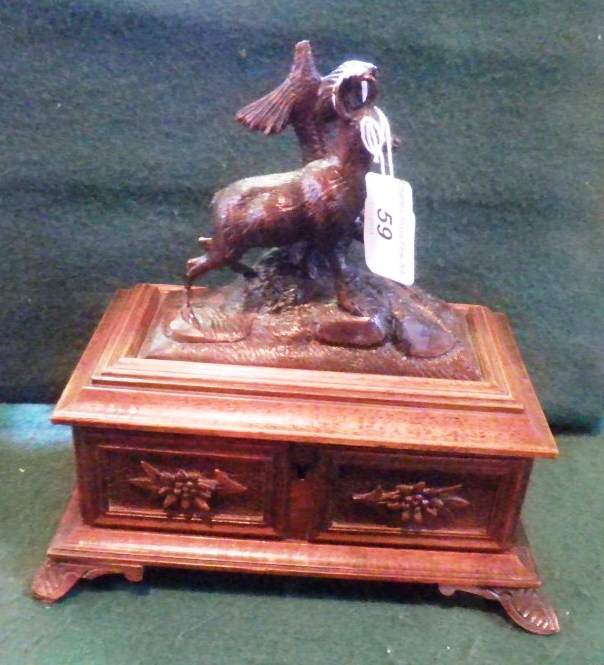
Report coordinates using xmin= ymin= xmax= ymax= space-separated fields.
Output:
xmin=235 ymin=40 xmax=378 ymax=165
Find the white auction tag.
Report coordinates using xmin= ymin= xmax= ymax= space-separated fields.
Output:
xmin=360 ymin=106 xmax=415 ymax=286
xmin=364 ymin=172 xmax=415 ymax=285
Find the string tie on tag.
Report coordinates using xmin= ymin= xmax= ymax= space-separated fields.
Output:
xmin=360 ymin=107 xmax=394 ymax=178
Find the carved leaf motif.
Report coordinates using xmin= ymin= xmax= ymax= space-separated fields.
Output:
xmin=129 ymin=477 xmax=157 ymax=492
xmin=446 ymin=496 xmax=471 ymax=509
xmin=214 ymin=469 xmax=248 ymax=495
xmin=140 ymin=460 xmax=169 ymax=484
xmin=355 ymin=485 xmax=386 ymax=504
xmin=129 ymin=462 xmax=247 ymax=517
xmin=353 ymin=481 xmax=470 ymax=526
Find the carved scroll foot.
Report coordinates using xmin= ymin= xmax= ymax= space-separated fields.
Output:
xmin=439 ymin=585 xmax=560 ymax=635
xmin=31 ymin=558 xmax=144 ymax=603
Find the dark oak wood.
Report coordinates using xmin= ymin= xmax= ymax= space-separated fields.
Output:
xmin=34 ymin=284 xmax=559 ymax=634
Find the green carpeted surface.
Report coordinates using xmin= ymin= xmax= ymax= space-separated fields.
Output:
xmin=1 ymin=404 xmax=603 ymax=664
xmin=0 ymin=1 xmax=602 ymax=427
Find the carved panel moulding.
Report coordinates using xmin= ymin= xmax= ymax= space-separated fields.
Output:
xmin=353 ymin=481 xmax=470 ymax=525
xmin=130 ymin=461 xmax=247 ymax=516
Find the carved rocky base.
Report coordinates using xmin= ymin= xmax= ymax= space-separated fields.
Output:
xmin=141 ymin=250 xmax=481 ymax=380
xmin=439 ymin=585 xmax=560 ymax=635
xmin=31 ymin=558 xmax=144 ymax=603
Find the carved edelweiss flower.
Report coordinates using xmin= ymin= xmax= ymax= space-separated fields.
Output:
xmin=353 ymin=481 xmax=470 ymax=525
xmin=130 ymin=461 xmax=247 ymax=514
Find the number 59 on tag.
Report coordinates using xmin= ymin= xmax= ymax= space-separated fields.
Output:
xmin=376 ymin=208 xmax=393 ymax=240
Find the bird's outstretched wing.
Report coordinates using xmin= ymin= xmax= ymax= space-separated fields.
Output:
xmin=235 ymin=40 xmax=321 ymax=136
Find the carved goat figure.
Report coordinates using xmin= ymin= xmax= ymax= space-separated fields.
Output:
xmin=185 ymin=71 xmax=378 ymax=314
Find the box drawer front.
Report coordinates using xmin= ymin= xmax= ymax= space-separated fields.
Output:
xmin=75 ymin=429 xmax=287 ymax=538
xmin=311 ymin=450 xmax=530 ymax=551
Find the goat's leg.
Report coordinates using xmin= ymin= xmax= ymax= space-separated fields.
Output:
xmin=326 ymin=248 xmax=363 ymax=316
xmin=301 ymin=243 xmax=320 ymax=280
xmin=184 ymin=252 xmax=231 ymax=307
xmin=351 ymin=212 xmax=364 ymax=242
xmin=199 ymin=237 xmax=257 ymax=278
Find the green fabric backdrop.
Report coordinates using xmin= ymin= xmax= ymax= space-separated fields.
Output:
xmin=0 ymin=1 xmax=602 ymax=427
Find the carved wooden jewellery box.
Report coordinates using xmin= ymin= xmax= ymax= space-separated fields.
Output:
xmin=32 ymin=283 xmax=559 ymax=634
